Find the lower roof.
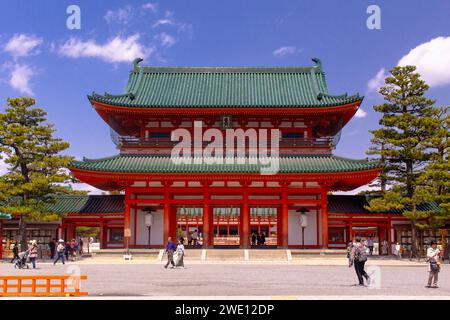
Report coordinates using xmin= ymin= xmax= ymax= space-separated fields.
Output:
xmin=70 ymin=154 xmax=381 ymax=174
xmin=47 ymin=194 xmax=427 ymax=216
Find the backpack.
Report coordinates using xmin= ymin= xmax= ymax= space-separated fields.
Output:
xmin=355 ymin=245 xmax=368 ymax=262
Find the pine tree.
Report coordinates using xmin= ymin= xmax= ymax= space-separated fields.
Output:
xmin=0 ymin=98 xmax=72 ymax=250
xmin=365 ymin=66 xmax=443 ymax=259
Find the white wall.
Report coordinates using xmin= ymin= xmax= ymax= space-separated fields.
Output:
xmin=288 ymin=209 xmax=321 ymax=246
xmin=131 ymin=208 xmax=164 ymax=246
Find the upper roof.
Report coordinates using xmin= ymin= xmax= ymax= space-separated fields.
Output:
xmin=88 ymin=58 xmax=362 ymax=109
xmin=70 ymin=154 xmax=381 ymax=174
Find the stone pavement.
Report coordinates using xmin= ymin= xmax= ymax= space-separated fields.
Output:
xmin=0 ymin=260 xmax=448 ymax=298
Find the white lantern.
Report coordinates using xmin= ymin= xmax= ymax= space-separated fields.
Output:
xmin=145 ymin=213 xmax=154 ymax=227
xmin=299 ymin=214 xmax=308 ymax=228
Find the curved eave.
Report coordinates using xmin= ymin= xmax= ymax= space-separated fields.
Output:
xmin=90 ymin=99 xmax=363 ymax=136
xmin=89 ymin=97 xmax=363 ymax=114
xmin=69 ymin=166 xmax=382 ymax=192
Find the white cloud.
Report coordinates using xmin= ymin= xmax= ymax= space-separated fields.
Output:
xmin=156 ymin=32 xmax=177 ymax=48
xmin=7 ymin=63 xmax=36 ymax=95
xmin=332 ymin=184 xmax=378 ymax=195
xmin=57 ymin=34 xmax=154 ymax=63
xmin=69 ymin=183 xmax=104 ymax=195
xmin=4 ymin=34 xmax=43 ymax=58
xmin=104 ymin=6 xmax=133 ymax=25
xmin=142 ymin=2 xmax=158 ymax=12
xmin=152 ymin=18 xmax=175 ymax=28
xmin=273 ymin=46 xmax=298 ymax=57
xmin=0 ymin=157 xmax=9 ymax=175
xmin=366 ymin=68 xmax=386 ymax=94
xmin=354 ymin=108 xmax=367 ymax=118
xmin=398 ymin=36 xmax=450 ymax=87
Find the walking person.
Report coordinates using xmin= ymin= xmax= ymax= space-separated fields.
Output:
xmin=261 ymin=232 xmax=266 ymax=246
xmin=192 ymin=230 xmax=198 ymax=246
xmin=346 ymin=241 xmax=354 ymax=267
xmin=425 ymin=241 xmax=441 ymax=288
xmin=395 ymin=242 xmax=402 ymax=259
xmin=381 ymin=239 xmax=388 ymax=255
xmin=367 ymin=237 xmax=374 ymax=256
xmin=349 ymin=238 xmax=370 ymax=287
xmin=10 ymin=243 xmax=19 ymax=263
xmin=174 ymin=239 xmax=186 ymax=268
xmin=164 ymin=237 xmax=176 ymax=269
xmin=48 ymin=238 xmax=56 ymax=260
xmin=79 ymin=238 xmax=84 ymax=255
xmin=256 ymin=232 xmax=261 ymax=246
xmin=27 ymin=240 xmax=39 ymax=269
xmin=53 ymin=240 xmax=66 ymax=265
xmin=251 ymin=233 xmax=256 ymax=246
xmin=64 ymin=241 xmax=71 ymax=261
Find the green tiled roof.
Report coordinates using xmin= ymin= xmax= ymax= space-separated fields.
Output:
xmin=47 ymin=195 xmax=124 ymax=214
xmin=328 ymin=195 xmax=440 ymax=214
xmin=70 ymin=155 xmax=381 ymax=174
xmin=88 ymin=58 xmax=362 ymax=108
xmin=0 ymin=213 xmax=12 ymax=219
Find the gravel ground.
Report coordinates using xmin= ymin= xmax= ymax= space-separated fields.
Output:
xmin=0 ymin=261 xmax=448 ymax=297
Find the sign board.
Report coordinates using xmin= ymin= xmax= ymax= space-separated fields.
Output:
xmin=124 ymin=228 xmax=131 ymax=238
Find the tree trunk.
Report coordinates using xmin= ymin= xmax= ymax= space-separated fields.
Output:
xmin=410 ymin=220 xmax=419 ymax=261
xmin=18 ymin=215 xmax=28 ymax=252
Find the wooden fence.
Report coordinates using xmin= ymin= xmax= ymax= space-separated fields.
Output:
xmin=0 ymin=275 xmax=88 ymax=297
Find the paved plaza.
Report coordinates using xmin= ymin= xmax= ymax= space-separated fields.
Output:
xmin=0 ymin=259 xmax=448 ymax=298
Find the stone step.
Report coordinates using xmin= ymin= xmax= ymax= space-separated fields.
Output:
xmin=249 ymin=249 xmax=288 ymax=261
xmin=206 ymin=249 xmax=244 ymax=261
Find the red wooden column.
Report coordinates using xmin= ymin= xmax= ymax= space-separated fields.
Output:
xmin=202 ymin=185 xmax=212 ymax=248
xmin=281 ymin=188 xmax=289 ymax=248
xmin=321 ymin=189 xmax=329 ymax=249
xmin=240 ymin=183 xmax=250 ymax=248
xmin=124 ymin=189 xmax=131 ymax=253
xmin=163 ymin=187 xmax=171 ymax=244
xmin=0 ymin=221 xmax=3 ymax=259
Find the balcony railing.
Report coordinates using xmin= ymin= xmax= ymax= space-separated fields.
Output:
xmin=118 ymin=137 xmax=335 ymax=149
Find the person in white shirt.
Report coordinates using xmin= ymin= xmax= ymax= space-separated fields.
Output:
xmin=426 ymin=240 xmax=441 ymax=288
xmin=174 ymin=240 xmax=186 ymax=268
xmin=395 ymin=242 xmax=402 ymax=259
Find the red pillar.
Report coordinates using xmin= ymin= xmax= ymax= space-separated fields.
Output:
xmin=124 ymin=190 xmax=131 ymax=253
xmin=240 ymin=186 xmax=250 ymax=248
xmin=203 ymin=202 xmax=211 ymax=248
xmin=0 ymin=221 xmax=3 ymax=259
xmin=321 ymin=189 xmax=329 ymax=249
xmin=281 ymin=189 xmax=289 ymax=248
xmin=163 ymin=190 xmax=171 ymax=244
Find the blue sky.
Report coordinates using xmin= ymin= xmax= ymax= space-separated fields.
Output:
xmin=1 ymin=0 xmax=449 ymax=193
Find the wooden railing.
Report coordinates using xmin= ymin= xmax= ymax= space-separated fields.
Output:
xmin=0 ymin=275 xmax=88 ymax=297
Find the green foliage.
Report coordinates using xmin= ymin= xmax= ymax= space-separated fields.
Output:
xmin=365 ymin=66 xmax=450 ymax=257
xmin=76 ymin=226 xmax=100 ymax=238
xmin=0 ymin=97 xmax=72 ymax=228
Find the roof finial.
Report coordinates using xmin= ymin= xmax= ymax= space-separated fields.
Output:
xmin=312 ymin=58 xmax=322 ymax=71
xmin=133 ymin=58 xmax=144 ymax=71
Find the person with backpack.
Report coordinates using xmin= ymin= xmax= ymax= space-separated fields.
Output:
xmin=349 ymin=238 xmax=370 ymax=286
xmin=425 ymin=240 xmax=441 ymax=288
xmin=53 ymin=239 xmax=66 ymax=265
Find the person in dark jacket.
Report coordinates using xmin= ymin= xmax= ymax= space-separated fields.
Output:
xmin=48 ymin=239 xmax=56 ymax=259
xmin=65 ymin=242 xmax=71 ymax=261
xmin=164 ymin=237 xmax=176 ymax=269
xmin=251 ymin=233 xmax=257 ymax=246
xmin=261 ymin=232 xmax=266 ymax=246
xmin=10 ymin=243 xmax=19 ymax=263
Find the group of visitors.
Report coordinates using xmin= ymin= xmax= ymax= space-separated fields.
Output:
xmin=251 ymin=232 xmax=266 ymax=246
xmin=164 ymin=237 xmax=186 ymax=269
xmin=347 ymin=239 xmax=443 ymax=288
xmin=183 ymin=229 xmax=199 ymax=246
xmin=49 ymin=238 xmax=84 ymax=263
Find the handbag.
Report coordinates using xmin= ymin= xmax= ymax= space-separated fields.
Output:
xmin=430 ymin=261 xmax=440 ymax=272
